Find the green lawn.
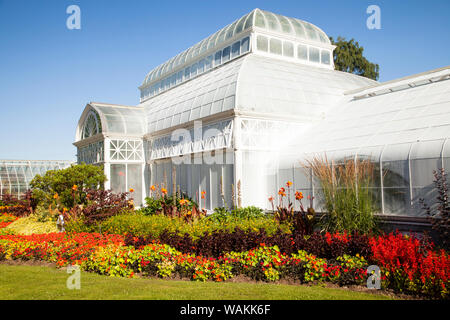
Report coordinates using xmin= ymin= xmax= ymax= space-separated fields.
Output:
xmin=0 ymin=264 xmax=396 ymax=300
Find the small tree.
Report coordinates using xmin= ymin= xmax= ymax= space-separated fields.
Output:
xmin=330 ymin=36 xmax=380 ymax=81
xmin=30 ymin=163 xmax=107 ymax=208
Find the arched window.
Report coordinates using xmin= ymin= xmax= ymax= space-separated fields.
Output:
xmin=82 ymin=110 xmax=102 ymax=140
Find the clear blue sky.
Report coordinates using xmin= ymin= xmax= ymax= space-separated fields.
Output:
xmin=0 ymin=0 xmax=449 ymax=161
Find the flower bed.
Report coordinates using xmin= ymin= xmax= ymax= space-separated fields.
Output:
xmin=123 ymin=229 xmax=373 ymax=259
xmin=67 ymin=213 xmax=291 ymax=239
xmin=0 ymin=213 xmax=18 ymax=229
xmin=0 ymin=231 xmax=448 ymax=299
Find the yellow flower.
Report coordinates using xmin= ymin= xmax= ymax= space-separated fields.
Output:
xmin=53 ymin=193 xmax=59 ymax=199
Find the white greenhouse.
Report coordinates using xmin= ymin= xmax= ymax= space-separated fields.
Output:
xmin=74 ymin=8 xmax=450 ymax=229
xmin=0 ymin=160 xmax=73 ymax=199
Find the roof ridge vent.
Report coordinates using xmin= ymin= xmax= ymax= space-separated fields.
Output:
xmin=353 ymin=71 xmax=450 ymax=101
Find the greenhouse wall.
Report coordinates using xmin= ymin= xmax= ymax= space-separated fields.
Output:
xmin=0 ymin=160 xmax=73 ymax=199
xmin=252 ymin=138 xmax=450 ymax=217
xmin=149 ymin=151 xmax=234 ymax=210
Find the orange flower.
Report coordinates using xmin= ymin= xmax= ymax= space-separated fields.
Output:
xmin=286 ymin=181 xmax=293 ymax=188
xmin=268 ymin=196 xmax=274 ymax=202
xmin=278 ymin=188 xmax=286 ymax=197
xmin=180 ymin=199 xmax=190 ymax=206
xmin=161 ymin=188 xmax=168 ymax=195
xmin=150 ymin=185 xmax=156 ymax=191
xmin=295 ymin=191 xmax=304 ymax=200
xmin=72 ymin=185 xmax=78 ymax=191
xmin=201 ymin=190 xmax=206 ymax=199
xmin=53 ymin=193 xmax=59 ymax=199
xmin=129 ymin=188 xmax=134 ymax=193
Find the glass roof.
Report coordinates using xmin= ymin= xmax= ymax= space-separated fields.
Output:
xmin=0 ymin=160 xmax=73 ymax=199
xmin=293 ymin=68 xmax=450 ymax=161
xmin=141 ymin=54 xmax=374 ymax=133
xmin=77 ymin=103 xmax=146 ymax=141
xmin=142 ymin=8 xmax=331 ymax=87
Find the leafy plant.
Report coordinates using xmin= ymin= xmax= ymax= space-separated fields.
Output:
xmin=270 ymin=182 xmax=316 ymax=235
xmin=30 ymin=164 xmax=107 ymax=209
xmin=207 ymin=206 xmax=266 ymax=223
xmin=0 ymin=190 xmax=36 ymax=217
xmin=142 ymin=191 xmax=204 ymax=223
xmin=305 ymin=156 xmax=379 ymax=234
xmin=80 ymin=189 xmax=133 ymax=226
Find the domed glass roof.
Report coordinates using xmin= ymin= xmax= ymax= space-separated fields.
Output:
xmin=142 ymin=8 xmax=330 ymax=87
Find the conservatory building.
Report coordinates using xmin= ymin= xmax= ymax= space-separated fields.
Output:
xmin=74 ymin=8 xmax=450 ymax=228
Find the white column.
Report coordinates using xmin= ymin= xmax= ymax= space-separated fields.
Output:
xmin=233 ymin=117 xmax=243 ymax=208
xmin=104 ymin=138 xmax=111 ymax=190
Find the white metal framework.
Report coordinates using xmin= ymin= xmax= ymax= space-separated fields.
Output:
xmin=75 ymin=8 xmax=450 ymax=219
xmin=74 ymin=102 xmax=146 ymax=206
xmin=0 ymin=160 xmax=73 ymax=199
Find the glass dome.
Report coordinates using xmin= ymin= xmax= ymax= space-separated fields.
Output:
xmin=76 ymin=103 xmax=146 ymax=142
xmin=142 ymin=8 xmax=331 ymax=87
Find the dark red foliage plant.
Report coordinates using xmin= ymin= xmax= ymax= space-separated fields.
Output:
xmin=80 ymin=189 xmax=133 ymax=225
xmin=124 ymin=228 xmax=372 ymax=260
xmin=0 ymin=190 xmax=36 ymax=217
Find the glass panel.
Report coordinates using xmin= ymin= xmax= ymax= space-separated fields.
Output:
xmin=205 ymin=55 xmax=213 ymax=70
xmin=291 ymin=19 xmax=306 ymax=38
xmin=264 ymin=12 xmax=280 ymax=31
xmin=177 ymin=71 xmax=183 ymax=84
xmin=214 ymin=50 xmax=222 ymax=66
xmin=269 ymin=38 xmax=282 ymax=55
xmin=231 ymin=41 xmax=240 ymax=58
xmin=321 ymin=50 xmax=331 ymax=65
xmin=198 ymin=59 xmax=205 ymax=74
xmin=283 ymin=41 xmax=294 ymax=57
xmin=303 ymin=21 xmax=319 ymax=41
xmin=222 ymin=46 xmax=231 ymax=63
xmin=225 ymin=21 xmax=238 ymax=40
xmin=256 ymin=35 xmax=268 ymax=52
xmin=255 ymin=10 xmax=266 ymax=28
xmin=111 ymin=164 xmax=127 ymax=194
xmin=309 ymin=47 xmax=320 ymax=63
xmin=382 ymin=160 xmax=410 ymax=215
xmin=127 ymin=164 xmax=142 ymax=206
xmin=184 ymin=66 xmax=191 ymax=80
xmin=234 ymin=15 xmax=246 ymax=35
xmin=278 ymin=15 xmax=293 ymax=34
xmin=244 ymin=11 xmax=254 ymax=30
xmin=241 ymin=36 xmax=250 ymax=53
xmin=190 ymin=62 xmax=198 ymax=77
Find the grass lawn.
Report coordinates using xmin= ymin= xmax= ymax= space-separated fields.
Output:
xmin=0 ymin=264 xmax=396 ymax=300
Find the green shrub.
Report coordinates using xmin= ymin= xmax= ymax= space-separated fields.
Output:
xmin=208 ymin=206 xmax=267 ymax=223
xmin=233 ymin=206 xmax=266 ymax=219
xmin=30 ymin=163 xmax=107 ymax=208
xmin=100 ymin=211 xmax=290 ymax=239
xmin=140 ymin=194 xmax=199 ymax=216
